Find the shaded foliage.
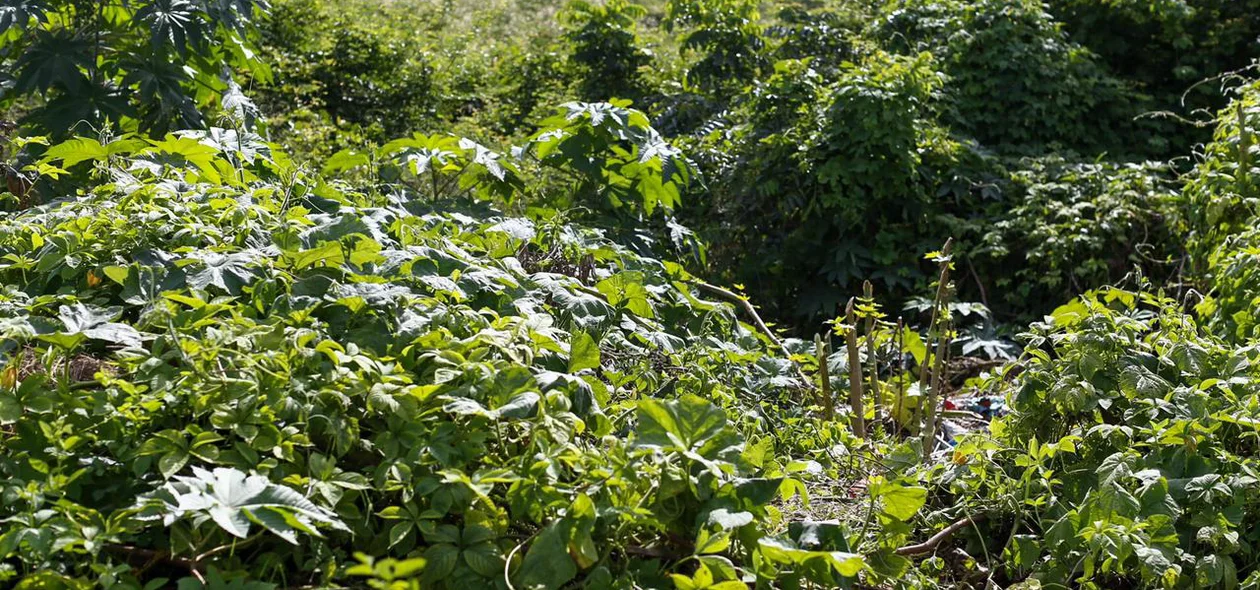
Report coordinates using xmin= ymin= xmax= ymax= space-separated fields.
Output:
xmin=0 ymin=0 xmax=270 ymax=137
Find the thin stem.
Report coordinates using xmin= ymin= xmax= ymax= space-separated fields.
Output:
xmin=917 ymin=239 xmax=953 ymax=456
xmin=845 ymin=297 xmax=866 ymax=439
xmin=921 ymin=316 xmax=951 ymax=456
xmin=1239 ymin=100 xmax=1252 ymax=197
xmin=894 ymin=316 xmax=905 ymax=435
xmin=895 ymin=513 xmax=986 ymax=556
xmin=863 ymin=280 xmax=883 ymax=426
xmin=815 ymin=333 xmax=834 ymax=421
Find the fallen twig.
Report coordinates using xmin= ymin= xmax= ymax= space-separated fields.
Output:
xmin=103 ymin=544 xmax=206 ymax=583
xmin=895 ymin=513 xmax=987 ymax=556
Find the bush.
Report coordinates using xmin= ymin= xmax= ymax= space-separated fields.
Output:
xmin=685 ymin=52 xmax=972 ymax=324
xmin=874 ymin=0 xmax=1140 ymax=156
xmin=0 ymin=126 xmax=847 ymax=588
xmin=973 ymin=158 xmax=1180 ymax=317
xmin=561 ymin=0 xmax=652 ymax=102
xmin=1181 ymin=81 xmax=1260 ymax=271
xmin=1198 ymin=227 xmax=1260 ymax=342
xmin=478 ymin=41 xmax=574 ymax=137
xmin=765 ymin=4 xmax=868 ymax=79
xmin=949 ymin=289 xmax=1260 ymax=587
xmin=258 ymin=0 xmax=436 ymax=140
xmin=665 ymin=0 xmax=768 ymax=94
xmin=1183 ymin=81 xmax=1260 ymax=341
xmin=1048 ymin=0 xmax=1260 ymax=155
xmin=0 ymin=0 xmax=269 ymax=137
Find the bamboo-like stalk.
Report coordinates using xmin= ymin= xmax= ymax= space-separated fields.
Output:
xmin=845 ymin=298 xmax=866 ymax=439
xmin=918 ymin=239 xmax=955 ymax=456
xmin=863 ymin=280 xmax=883 ymax=426
xmin=911 ymin=239 xmax=953 ymax=432
xmin=1240 ymin=100 xmax=1252 ymax=195
xmin=894 ymin=316 xmax=905 ymax=432
xmin=921 ymin=317 xmax=951 ymax=454
xmin=815 ymin=333 xmax=834 ymax=421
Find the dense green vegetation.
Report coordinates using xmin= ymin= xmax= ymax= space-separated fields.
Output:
xmin=3 ymin=0 xmax=1260 ymax=587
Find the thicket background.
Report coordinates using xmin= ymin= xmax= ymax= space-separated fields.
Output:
xmin=4 ymin=0 xmax=1260 ymax=588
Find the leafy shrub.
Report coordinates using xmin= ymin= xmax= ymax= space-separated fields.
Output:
xmin=522 ymin=101 xmax=696 ymax=218
xmin=1179 ymin=81 xmax=1260 ymax=340
xmin=1049 ymin=0 xmax=1260 ymax=90
xmin=0 ymin=130 xmax=851 ymax=588
xmin=479 ymin=40 xmax=573 ymax=137
xmin=665 ymin=0 xmax=768 ymax=94
xmin=258 ymin=0 xmax=435 ymax=139
xmin=974 ymin=158 xmax=1180 ymax=317
xmin=946 ymin=289 xmax=1260 ymax=587
xmin=685 ymin=52 xmax=974 ymax=324
xmin=874 ymin=0 xmax=1140 ymax=155
xmin=0 ymin=0 xmax=269 ymax=137
xmin=561 ymin=0 xmax=652 ymax=102
xmin=1198 ymin=227 xmax=1260 ymax=342
xmin=1047 ymin=0 xmax=1260 ymax=154
xmin=765 ymin=4 xmax=867 ymax=79
xmin=320 ymin=101 xmax=696 ymax=220
xmin=311 ymin=28 xmax=435 ymax=131
xmin=1182 ymin=81 xmax=1260 ymax=271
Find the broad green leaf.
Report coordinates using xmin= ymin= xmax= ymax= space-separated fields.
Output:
xmin=0 ymin=392 xmax=20 ymax=424
xmin=186 ymin=251 xmax=260 ymax=294
xmin=42 ymin=137 xmax=108 ymax=168
xmin=706 ymin=508 xmax=753 ymax=530
xmin=146 ymin=467 xmax=345 ymax=544
xmin=870 ymin=480 xmax=927 ymax=521
xmin=757 ymin=537 xmax=865 ymax=577
xmin=322 ymin=149 xmax=371 ymax=175
xmin=423 ymin=544 xmax=459 ymax=581
xmin=634 ymin=395 xmax=741 ymax=461
xmin=517 ymin=522 xmax=577 ymax=590
xmin=568 ymin=330 xmax=601 ymax=373
xmin=462 ymin=542 xmax=504 ymax=577
xmin=54 ymin=303 xmax=143 ymax=347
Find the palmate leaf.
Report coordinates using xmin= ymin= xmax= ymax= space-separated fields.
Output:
xmin=0 ymin=0 xmax=50 ymax=31
xmin=322 ymin=149 xmax=371 ymax=175
xmin=458 ymin=138 xmax=508 ymax=182
xmin=26 ymin=84 xmax=135 ymax=137
xmin=135 ymin=0 xmax=208 ymax=54
xmin=596 ymin=271 xmax=654 ymax=317
xmin=147 ymin=466 xmax=347 ymax=544
xmin=47 ymin=303 xmax=143 ymax=348
xmin=528 ymin=101 xmax=694 ymax=214
xmin=204 ymin=0 xmax=264 ymax=32
xmin=220 ymin=77 xmax=261 ymax=127
xmin=123 ymin=54 xmax=203 ymax=129
xmin=41 ymin=135 xmax=146 ymax=168
xmin=42 ymin=138 xmax=109 ymax=169
xmin=185 ymin=250 xmax=262 ymax=294
xmin=1120 ymin=364 xmax=1171 ymax=398
xmin=136 ymin=135 xmax=224 ymax=182
xmin=532 ymin=275 xmax=615 ymax=332
xmin=190 ymin=127 xmax=270 ymax=164
xmin=13 ymin=30 xmax=92 ymax=93
xmin=382 ymin=134 xmax=524 ymax=201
